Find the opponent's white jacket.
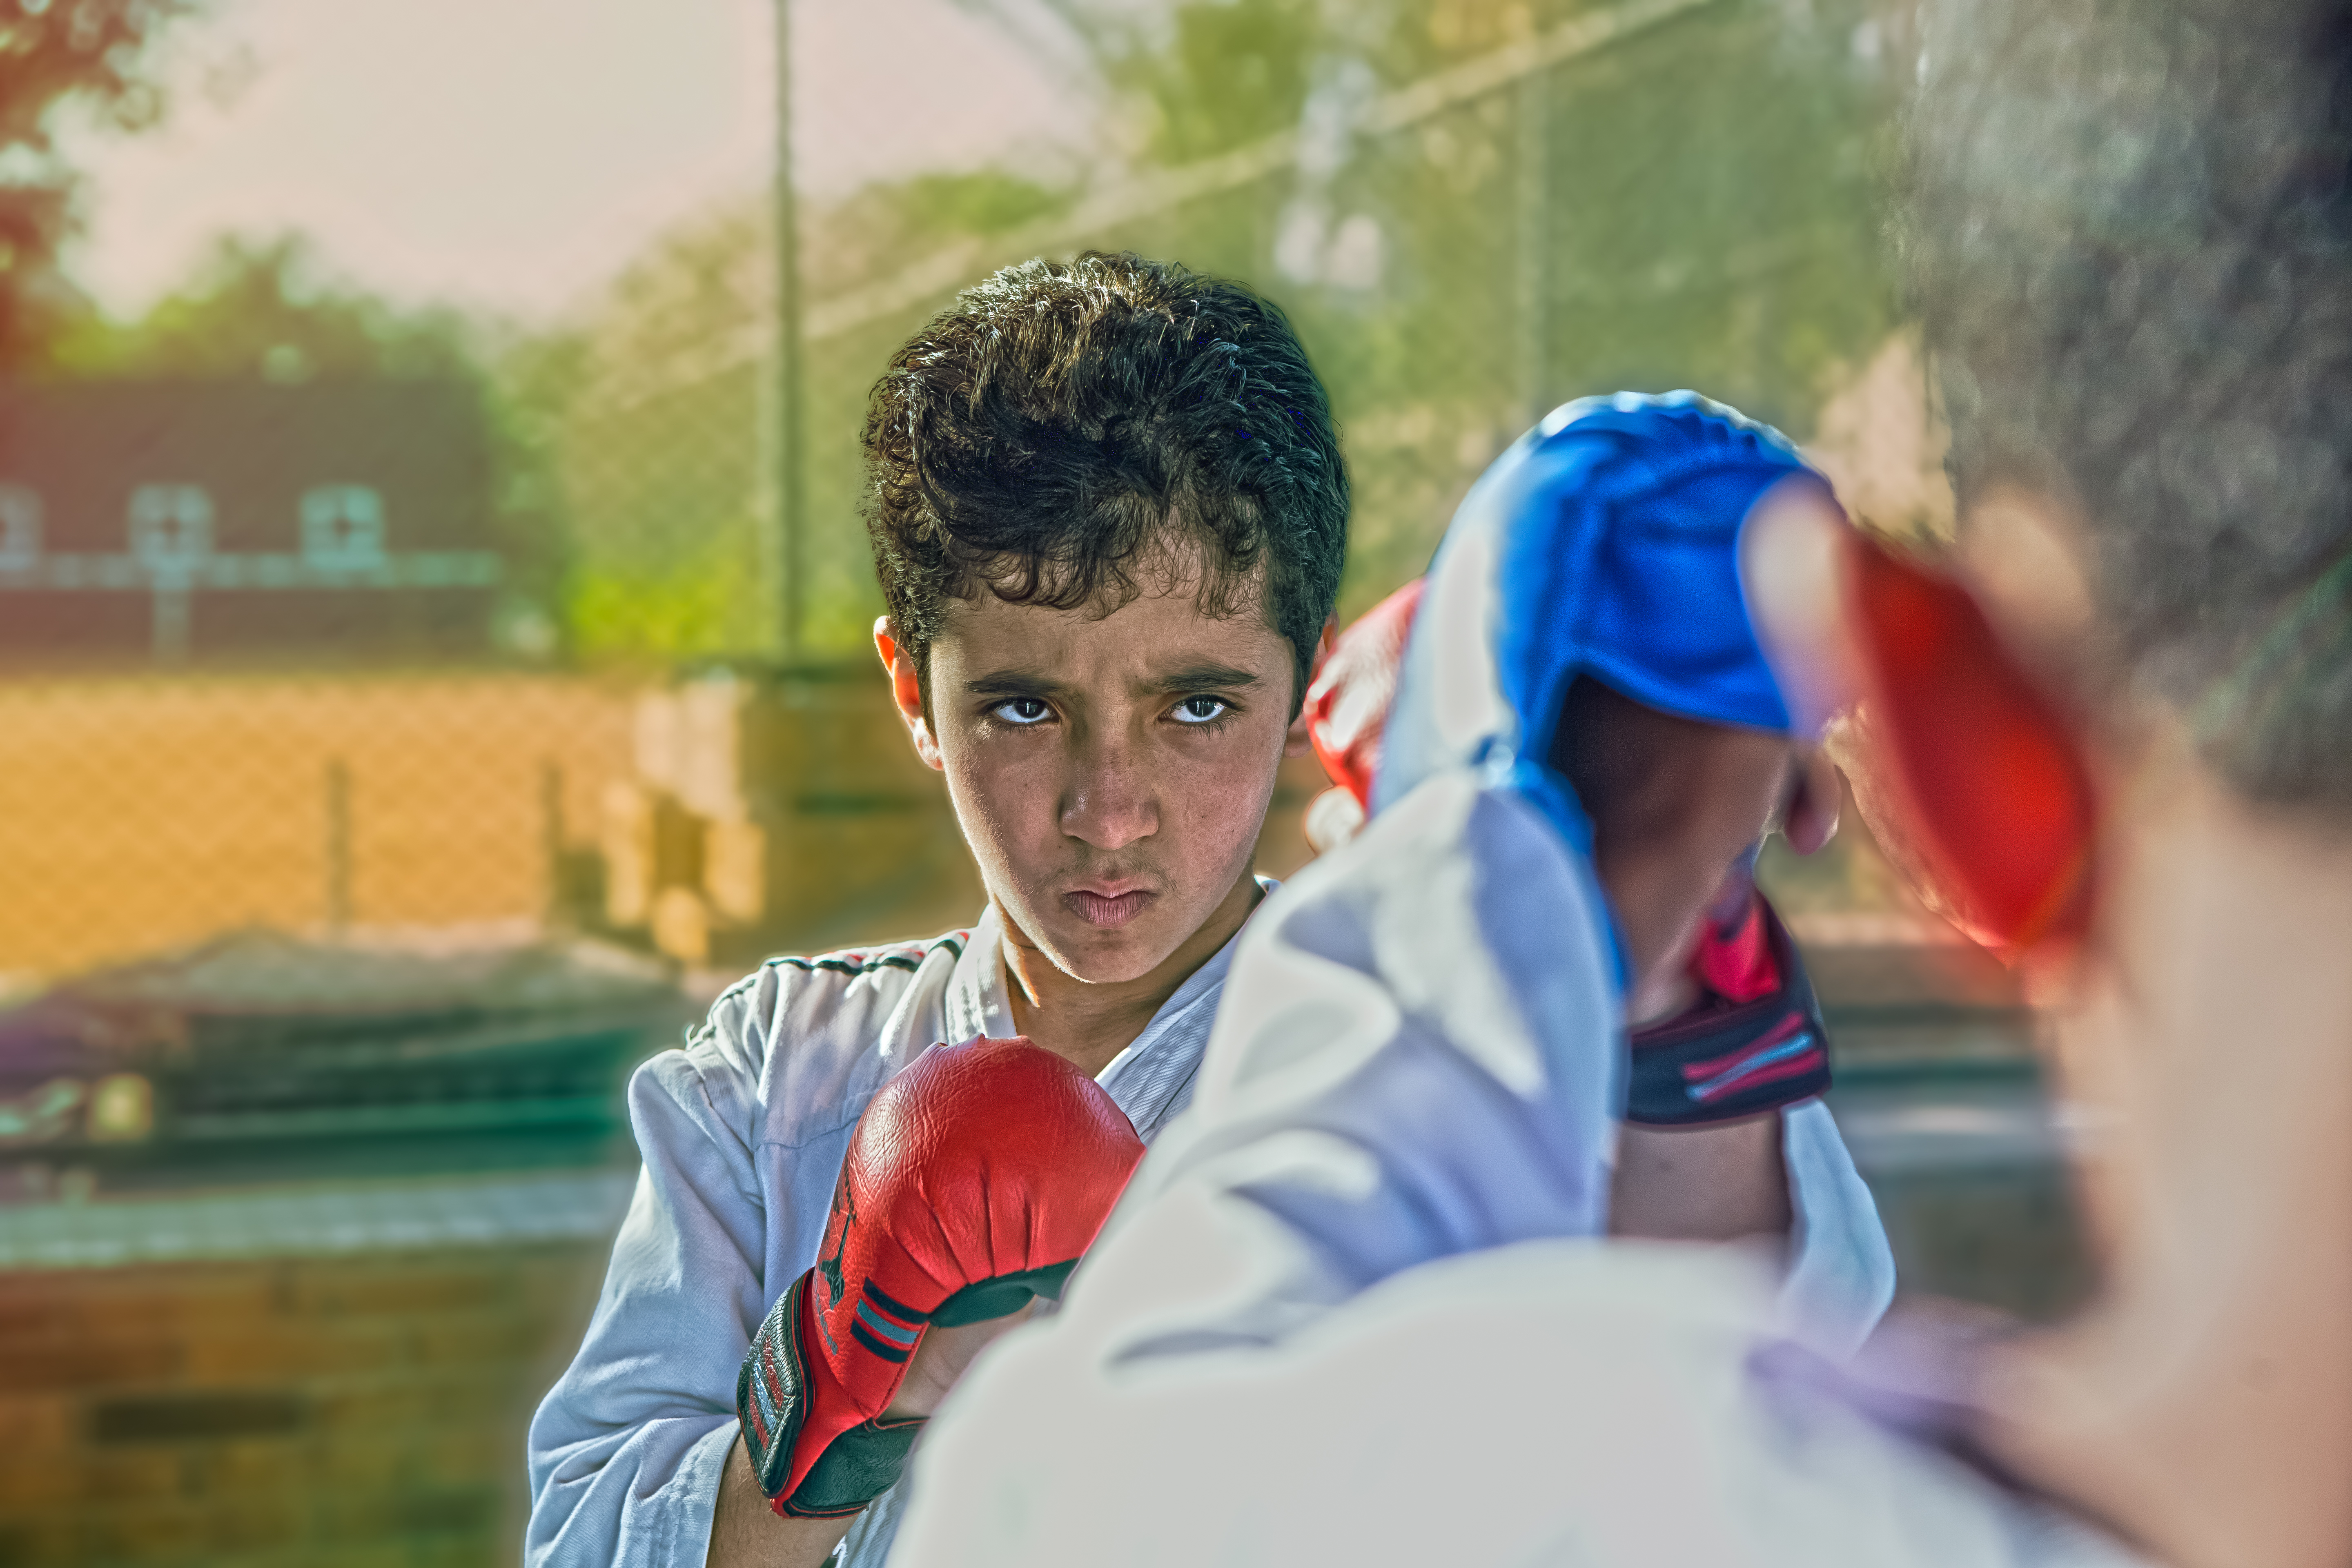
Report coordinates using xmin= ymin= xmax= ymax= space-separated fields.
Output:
xmin=886 ymin=773 xmax=1910 ymax=1566
xmin=896 ymin=1239 xmax=2143 ymax=1566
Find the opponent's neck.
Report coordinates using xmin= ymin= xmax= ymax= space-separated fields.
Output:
xmin=1979 ymin=752 xmax=2352 ymax=1568
xmin=996 ymin=871 xmax=1263 ymax=1079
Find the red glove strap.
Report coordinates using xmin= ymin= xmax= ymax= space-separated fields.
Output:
xmin=1690 ymin=889 xmax=1780 ymax=1004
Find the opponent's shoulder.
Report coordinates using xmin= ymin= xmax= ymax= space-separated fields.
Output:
xmin=638 ymin=927 xmax=974 ymax=1145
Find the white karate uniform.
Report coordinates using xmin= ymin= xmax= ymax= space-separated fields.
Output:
xmin=895 ymin=1240 xmax=2143 ymax=1567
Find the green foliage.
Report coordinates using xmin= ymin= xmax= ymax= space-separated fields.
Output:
xmin=554 ymin=0 xmax=1907 ymax=664
xmin=0 ymin=0 xmax=204 ymax=365
xmin=566 ymin=522 xmax=770 ymax=663
xmin=1114 ymin=0 xmax=1320 ymax=163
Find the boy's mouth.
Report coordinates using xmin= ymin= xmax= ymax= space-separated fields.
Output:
xmin=1063 ymin=886 xmax=1157 ymax=929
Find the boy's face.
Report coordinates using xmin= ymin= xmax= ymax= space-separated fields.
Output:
xmin=879 ymin=559 xmax=1298 ymax=986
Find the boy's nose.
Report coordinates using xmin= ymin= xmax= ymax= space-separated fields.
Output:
xmin=1060 ymin=729 xmax=1158 ymax=851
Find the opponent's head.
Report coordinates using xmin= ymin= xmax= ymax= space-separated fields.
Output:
xmin=1910 ymin=0 xmax=2352 ymax=813
xmin=1905 ymin=8 xmax=2352 ymax=1559
xmin=863 ymin=252 xmax=1347 ymax=984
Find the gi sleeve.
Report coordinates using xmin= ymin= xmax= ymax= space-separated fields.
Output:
xmin=523 ymin=990 xmax=780 ymax=1568
xmin=1780 ymin=1097 xmax=1897 ymax=1354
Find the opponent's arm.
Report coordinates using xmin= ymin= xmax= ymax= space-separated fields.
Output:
xmin=1608 ymin=886 xmax=1893 ymax=1345
xmin=1611 ymin=1113 xmax=1791 ymax=1242
xmin=708 ymin=1436 xmax=852 ymax=1568
xmin=1609 ymin=891 xmax=1823 ymax=1245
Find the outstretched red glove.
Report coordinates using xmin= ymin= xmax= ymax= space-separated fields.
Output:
xmin=1303 ymin=577 xmax=1424 ymax=811
xmin=736 ymin=1035 xmax=1145 ymax=1517
xmin=1841 ymin=534 xmax=2098 ymax=958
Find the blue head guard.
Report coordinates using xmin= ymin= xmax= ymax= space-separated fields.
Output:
xmin=1376 ymin=390 xmax=1830 ymax=846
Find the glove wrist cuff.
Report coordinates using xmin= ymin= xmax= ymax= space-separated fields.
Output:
xmin=1626 ymin=903 xmax=1831 ymax=1126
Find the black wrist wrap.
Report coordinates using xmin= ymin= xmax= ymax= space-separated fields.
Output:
xmin=736 ymin=1270 xmax=925 ymax=1518
xmin=1626 ymin=904 xmax=1831 ymax=1127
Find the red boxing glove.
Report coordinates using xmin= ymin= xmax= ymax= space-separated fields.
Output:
xmin=1840 ymin=535 xmax=2098 ymax=958
xmin=736 ymin=1036 xmax=1144 ymax=1517
xmin=1304 ymin=578 xmax=1424 ymax=810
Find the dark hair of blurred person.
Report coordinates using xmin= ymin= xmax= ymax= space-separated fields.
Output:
xmin=1907 ymin=0 xmax=2352 ymax=806
xmin=1910 ymin=2 xmax=2352 ymax=1565
xmin=862 ymin=250 xmax=1348 ymax=712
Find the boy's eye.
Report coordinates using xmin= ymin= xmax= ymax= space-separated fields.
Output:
xmin=1170 ymin=695 xmax=1230 ymax=725
xmin=991 ymin=697 xmax=1053 ymax=726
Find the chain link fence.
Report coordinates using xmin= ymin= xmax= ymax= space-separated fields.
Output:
xmin=528 ymin=0 xmax=1931 ymax=973
xmin=0 ymin=5 xmax=2071 ymax=1564
xmin=0 ymin=0 xmax=1928 ymax=996
xmin=562 ymin=0 xmax=1914 ymax=669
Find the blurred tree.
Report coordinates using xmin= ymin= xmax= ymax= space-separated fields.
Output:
xmin=0 ymin=0 xmax=204 ymax=368
xmin=1116 ymin=0 xmax=1320 ymax=164
xmin=557 ymin=0 xmax=1909 ymax=664
xmin=807 ymin=170 xmax=1066 ymax=296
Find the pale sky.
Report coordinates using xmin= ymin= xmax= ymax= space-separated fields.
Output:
xmin=58 ymin=0 xmax=1099 ymax=321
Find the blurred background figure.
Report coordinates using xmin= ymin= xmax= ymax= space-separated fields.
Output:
xmin=0 ymin=2 xmax=2067 ymax=1564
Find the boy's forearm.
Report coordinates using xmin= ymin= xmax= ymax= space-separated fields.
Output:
xmin=1609 ymin=1111 xmax=1791 ymax=1243
xmin=706 ymin=1430 xmax=857 ymax=1568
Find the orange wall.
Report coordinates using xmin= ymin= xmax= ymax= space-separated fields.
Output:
xmin=0 ymin=675 xmax=635 ymax=980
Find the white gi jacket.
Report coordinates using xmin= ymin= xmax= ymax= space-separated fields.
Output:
xmin=523 ymin=904 xmax=1234 ymax=1568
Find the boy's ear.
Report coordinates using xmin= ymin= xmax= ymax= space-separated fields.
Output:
xmin=1283 ymin=614 xmax=1341 ymax=759
xmin=874 ymin=616 xmax=944 ymax=773
xmin=1782 ymin=749 xmax=1843 ymax=855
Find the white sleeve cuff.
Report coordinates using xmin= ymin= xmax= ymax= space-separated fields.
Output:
xmin=1777 ymin=1098 xmax=1897 ymax=1355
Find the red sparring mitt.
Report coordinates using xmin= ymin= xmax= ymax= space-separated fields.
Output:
xmin=735 ymin=1036 xmax=1145 ymax=1517
xmin=1304 ymin=577 xmax=1425 ymax=810
xmin=1839 ymin=535 xmax=2099 ymax=958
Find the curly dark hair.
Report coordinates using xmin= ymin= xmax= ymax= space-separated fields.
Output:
xmin=1908 ymin=0 xmax=2352 ymax=808
xmin=862 ymin=252 xmax=1348 ymax=710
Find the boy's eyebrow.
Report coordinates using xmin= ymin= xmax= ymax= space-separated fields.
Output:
xmin=961 ymin=663 xmax=1264 ymax=699
xmin=962 ymin=668 xmax=1064 ymax=700
xmin=1141 ymin=662 xmax=1263 ymax=694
